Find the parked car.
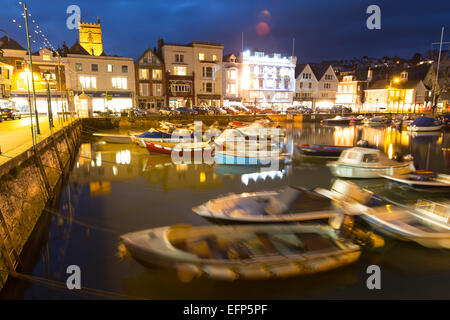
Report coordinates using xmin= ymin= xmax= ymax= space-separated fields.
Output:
xmin=175 ymin=107 xmax=198 ymax=115
xmin=210 ymin=106 xmax=227 ymax=115
xmin=331 ymin=105 xmax=352 ymax=114
xmin=1 ymin=108 xmax=21 ymax=120
xmin=299 ymin=106 xmax=313 ymax=114
xmin=159 ymin=107 xmax=173 ymax=116
xmin=193 ymin=106 xmax=210 ymax=115
xmin=222 ymin=106 xmax=239 ymax=115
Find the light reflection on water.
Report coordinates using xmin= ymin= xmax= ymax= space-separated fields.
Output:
xmin=3 ymin=123 xmax=450 ymax=299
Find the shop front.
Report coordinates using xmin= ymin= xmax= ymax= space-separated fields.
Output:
xmin=196 ymin=94 xmax=221 ymax=107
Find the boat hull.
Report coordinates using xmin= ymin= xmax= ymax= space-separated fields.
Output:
xmin=120 ymin=225 xmax=361 ymax=281
xmin=145 ymin=141 xmax=213 ymax=158
xmin=296 ymin=144 xmax=350 ymax=158
xmin=407 ymin=124 xmax=443 ymax=132
xmin=327 ymin=162 xmax=414 ymax=178
xmin=93 ymin=133 xmax=132 ymax=144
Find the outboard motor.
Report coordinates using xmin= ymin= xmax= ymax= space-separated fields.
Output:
xmin=402 ymin=154 xmax=414 ymax=162
xmin=356 ymin=140 xmax=369 ymax=148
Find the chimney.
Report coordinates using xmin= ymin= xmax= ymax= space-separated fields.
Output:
xmin=367 ymin=68 xmax=373 ymax=82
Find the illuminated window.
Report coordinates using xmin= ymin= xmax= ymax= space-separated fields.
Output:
xmin=153 ymin=83 xmax=162 ymax=96
xmin=212 ymin=55 xmax=217 ymax=61
xmin=43 ymin=54 xmax=51 ymax=61
xmin=139 ymin=83 xmax=149 ymax=96
xmin=228 ymin=70 xmax=236 ymax=80
xmin=139 ymin=69 xmax=149 ymax=80
xmin=112 ymin=77 xmax=127 ymax=89
xmin=79 ymin=76 xmax=96 ymax=89
xmin=107 ymin=64 xmax=113 ymax=72
xmin=199 ymin=53 xmax=205 ymax=61
xmin=152 ymin=69 xmax=162 ymax=80
xmin=174 ymin=66 xmax=187 ymax=75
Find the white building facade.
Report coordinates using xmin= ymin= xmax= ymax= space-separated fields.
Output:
xmin=63 ymin=53 xmax=135 ymax=114
xmin=239 ymin=51 xmax=297 ymax=109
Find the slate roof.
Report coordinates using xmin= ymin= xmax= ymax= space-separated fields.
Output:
xmin=0 ymin=36 xmax=26 ymax=50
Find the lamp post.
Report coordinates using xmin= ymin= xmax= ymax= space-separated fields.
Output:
xmin=43 ymin=71 xmax=53 ymax=136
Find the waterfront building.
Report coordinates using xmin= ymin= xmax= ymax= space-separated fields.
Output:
xmin=363 ymin=64 xmax=435 ymax=113
xmin=294 ymin=64 xmax=338 ymax=110
xmin=0 ymin=36 xmax=68 ymax=114
xmin=222 ymin=53 xmax=242 ymax=107
xmin=335 ymin=68 xmax=371 ymax=111
xmin=135 ymin=48 xmax=165 ymax=111
xmin=158 ymin=38 xmax=223 ymax=108
xmin=61 ymin=18 xmax=135 ymax=115
xmin=0 ymin=49 xmax=13 ymax=109
xmin=239 ymin=50 xmax=297 ymax=109
xmin=79 ymin=17 xmax=103 ymax=57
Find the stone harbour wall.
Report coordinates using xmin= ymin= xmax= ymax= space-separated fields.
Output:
xmin=0 ymin=120 xmax=82 ymax=291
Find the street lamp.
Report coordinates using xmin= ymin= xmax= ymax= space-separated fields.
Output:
xmin=43 ymin=70 xmax=53 ymax=135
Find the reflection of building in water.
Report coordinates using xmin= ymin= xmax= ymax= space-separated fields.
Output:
xmin=333 ymin=126 xmax=356 ymax=146
xmin=241 ymin=169 xmax=287 ymax=186
xmin=141 ymin=160 xmax=222 ymax=192
xmin=72 ymin=143 xmax=146 ymax=197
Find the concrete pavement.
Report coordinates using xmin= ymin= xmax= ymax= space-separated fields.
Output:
xmin=0 ymin=115 xmax=77 ymax=166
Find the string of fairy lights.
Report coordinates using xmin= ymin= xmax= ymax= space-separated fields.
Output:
xmin=10 ymin=1 xmax=57 ymax=52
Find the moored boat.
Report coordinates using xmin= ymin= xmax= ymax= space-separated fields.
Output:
xmin=327 ymin=147 xmax=415 ymax=178
xmin=296 ymin=144 xmax=351 ymax=158
xmin=322 ymin=116 xmax=353 ymax=126
xmin=407 ymin=116 xmax=443 ymax=132
xmin=120 ymin=224 xmax=362 ymax=281
xmin=214 ymin=149 xmax=291 ymax=166
xmin=193 ymin=186 xmax=341 ymax=224
xmin=92 ymin=132 xmax=133 ymax=144
xmin=347 ymin=203 xmax=450 ymax=249
xmin=380 ymin=172 xmax=450 ymax=190
xmin=145 ymin=141 xmax=213 ymax=158
xmin=363 ymin=116 xmax=389 ymax=125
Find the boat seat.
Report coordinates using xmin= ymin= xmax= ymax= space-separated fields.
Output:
xmin=203 ymin=236 xmax=229 ymax=260
xmin=255 ymin=233 xmax=281 ymax=255
xmin=295 ymin=233 xmax=337 ymax=251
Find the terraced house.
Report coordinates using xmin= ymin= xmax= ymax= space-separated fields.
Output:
xmin=135 ymin=48 xmax=165 ymax=111
xmin=294 ymin=64 xmax=339 ymax=110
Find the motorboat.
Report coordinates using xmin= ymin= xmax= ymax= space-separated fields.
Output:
xmin=363 ymin=116 xmax=389 ymax=125
xmin=120 ymin=224 xmax=361 ymax=281
xmin=130 ymin=128 xmax=174 ymax=146
xmin=327 ymin=147 xmax=415 ymax=178
xmin=380 ymin=172 xmax=450 ymax=190
xmin=193 ymin=186 xmax=342 ymax=224
xmin=322 ymin=116 xmax=353 ymax=126
xmin=347 ymin=202 xmax=450 ymax=249
xmin=92 ymin=132 xmax=133 ymax=144
xmin=407 ymin=116 xmax=443 ymax=132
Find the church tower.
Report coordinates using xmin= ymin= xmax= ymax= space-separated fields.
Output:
xmin=79 ymin=17 xmax=103 ymax=56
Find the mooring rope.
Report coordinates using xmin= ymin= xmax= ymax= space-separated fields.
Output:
xmin=0 ymin=269 xmax=144 ymax=300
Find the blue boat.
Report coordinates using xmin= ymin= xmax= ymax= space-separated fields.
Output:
xmin=407 ymin=116 xmax=443 ymax=132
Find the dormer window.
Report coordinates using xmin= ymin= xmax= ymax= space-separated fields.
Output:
xmin=401 ymin=71 xmax=408 ymax=80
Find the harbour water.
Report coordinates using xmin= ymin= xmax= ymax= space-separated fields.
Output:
xmin=2 ymin=122 xmax=450 ymax=299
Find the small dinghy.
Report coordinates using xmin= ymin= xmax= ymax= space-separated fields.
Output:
xmin=92 ymin=132 xmax=133 ymax=144
xmin=120 ymin=224 xmax=361 ymax=281
xmin=327 ymin=147 xmax=415 ymax=178
xmin=348 ymin=203 xmax=450 ymax=249
xmin=407 ymin=116 xmax=443 ymax=132
xmin=193 ymin=186 xmax=341 ymax=224
xmin=380 ymin=172 xmax=450 ymax=190
xmin=296 ymin=144 xmax=351 ymax=158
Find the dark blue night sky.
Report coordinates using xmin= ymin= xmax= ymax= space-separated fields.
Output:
xmin=2 ymin=0 xmax=449 ymax=62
